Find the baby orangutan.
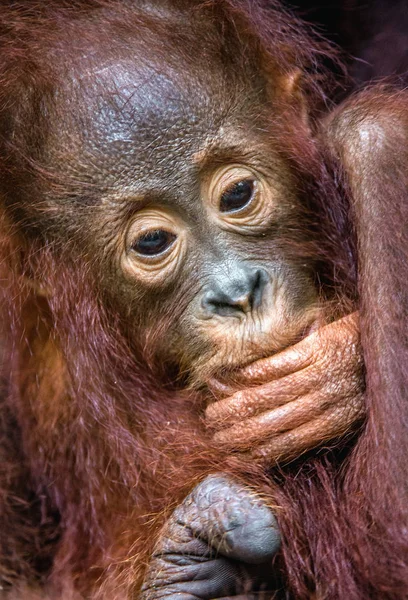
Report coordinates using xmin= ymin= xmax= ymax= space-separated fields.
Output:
xmin=2 ymin=1 xmax=407 ymax=599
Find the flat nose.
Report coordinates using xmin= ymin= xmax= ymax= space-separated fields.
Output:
xmin=201 ymin=266 xmax=268 ymax=318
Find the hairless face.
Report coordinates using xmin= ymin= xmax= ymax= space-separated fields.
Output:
xmin=14 ymin=19 xmax=320 ymax=386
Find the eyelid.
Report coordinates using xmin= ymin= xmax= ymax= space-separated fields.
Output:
xmin=205 ymin=166 xmax=252 ymax=205
xmin=126 ymin=209 xmax=178 ymax=250
xmin=205 ymin=165 xmax=277 ymax=233
xmin=122 ymin=207 xmax=187 ymax=283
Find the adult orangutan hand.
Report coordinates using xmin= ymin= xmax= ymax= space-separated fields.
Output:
xmin=206 ymin=313 xmax=365 ymax=463
xmin=140 ymin=474 xmax=281 ymax=600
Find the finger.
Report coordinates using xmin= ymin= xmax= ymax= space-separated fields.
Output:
xmin=141 ymin=475 xmax=281 ymax=600
xmin=212 ymin=390 xmax=340 ymax=451
xmin=206 ymin=365 xmax=320 ymax=429
xmin=237 ymin=312 xmax=359 ymax=386
xmin=207 ymin=320 xmax=363 ymax=433
xmin=142 ymin=560 xmax=277 ymax=600
xmin=236 ymin=341 xmax=312 ymax=386
xmin=140 ymin=554 xmax=243 ymax=600
xmin=207 ymin=376 xmax=237 ymax=398
xmin=250 ymin=393 xmax=365 ymax=464
xmin=182 ymin=475 xmax=280 ymax=564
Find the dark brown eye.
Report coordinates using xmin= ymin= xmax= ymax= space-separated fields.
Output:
xmin=219 ymin=179 xmax=255 ymax=213
xmin=132 ymin=229 xmax=176 ymax=256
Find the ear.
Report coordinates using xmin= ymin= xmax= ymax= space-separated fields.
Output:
xmin=275 ymin=68 xmax=310 ymax=128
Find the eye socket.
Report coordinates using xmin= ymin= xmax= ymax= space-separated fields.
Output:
xmin=207 ymin=166 xmax=278 ymax=234
xmin=131 ymin=229 xmax=176 ymax=257
xmin=219 ymin=179 xmax=256 ymax=213
xmin=123 ymin=207 xmax=187 ymax=284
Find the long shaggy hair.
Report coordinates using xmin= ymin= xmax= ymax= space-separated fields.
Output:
xmin=0 ymin=1 xmax=407 ymax=599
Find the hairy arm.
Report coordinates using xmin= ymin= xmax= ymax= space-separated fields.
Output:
xmin=324 ymin=87 xmax=408 ymax=464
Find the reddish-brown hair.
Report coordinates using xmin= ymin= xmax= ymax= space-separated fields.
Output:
xmin=1 ymin=2 xmax=407 ymax=599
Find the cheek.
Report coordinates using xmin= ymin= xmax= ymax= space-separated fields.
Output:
xmin=274 ymin=269 xmax=319 ymax=318
xmin=258 ymin=274 xmax=319 ymax=343
xmin=130 ymin=290 xmax=202 ymax=366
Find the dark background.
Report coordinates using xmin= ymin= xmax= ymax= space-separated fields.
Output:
xmin=284 ymin=0 xmax=408 ymax=87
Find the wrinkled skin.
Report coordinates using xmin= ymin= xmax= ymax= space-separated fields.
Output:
xmin=141 ymin=475 xmax=281 ymax=600
xmin=207 ymin=312 xmax=364 ymax=463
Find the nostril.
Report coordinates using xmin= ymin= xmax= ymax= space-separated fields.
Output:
xmin=201 ymin=267 xmax=268 ymax=318
xmin=250 ymin=268 xmax=267 ymax=310
xmin=201 ymin=289 xmax=247 ymax=317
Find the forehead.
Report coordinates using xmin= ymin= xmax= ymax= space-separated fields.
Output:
xmin=83 ymin=57 xmax=227 ymax=159
xmin=50 ymin=38 xmax=269 ymax=192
